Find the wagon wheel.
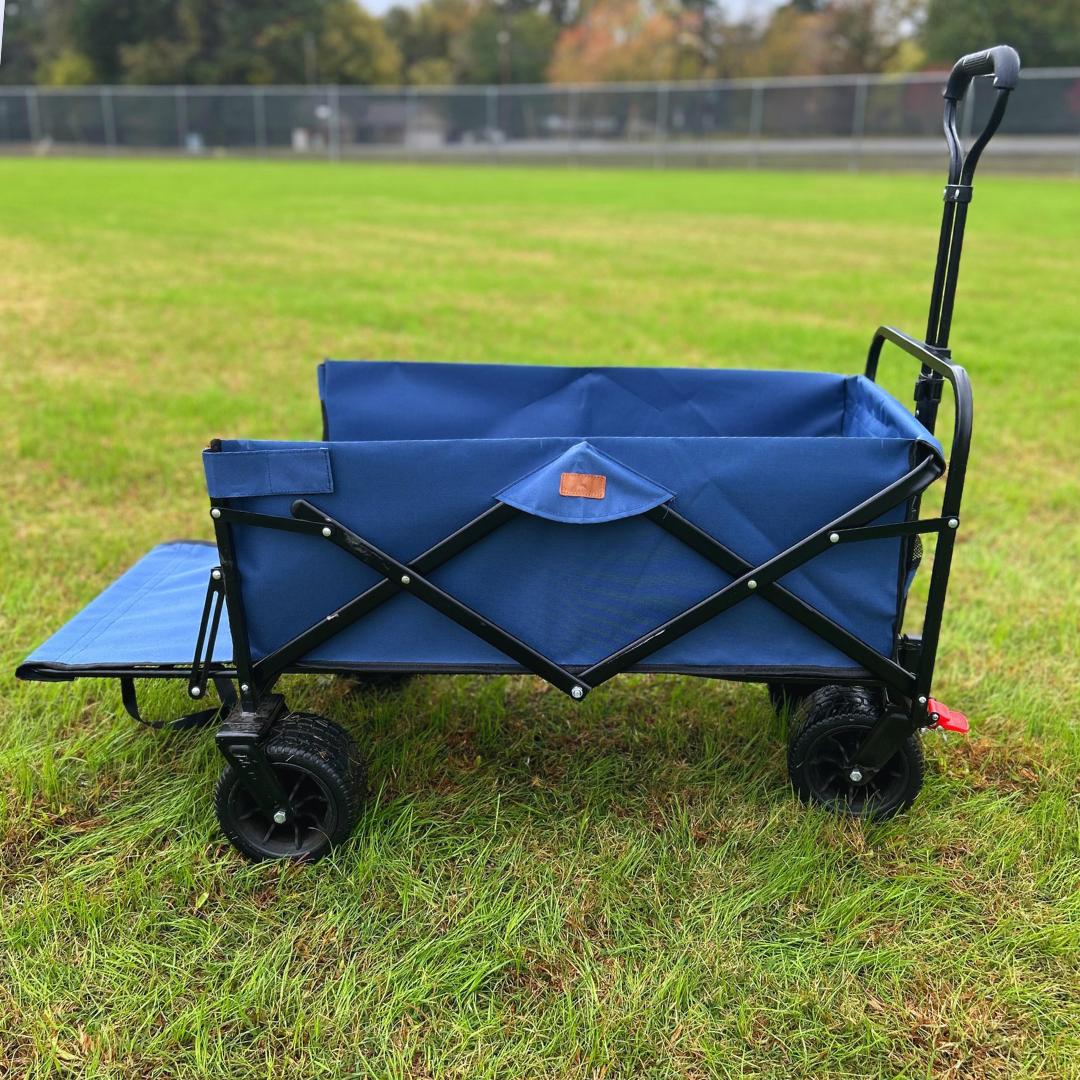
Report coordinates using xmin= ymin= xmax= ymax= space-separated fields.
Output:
xmin=214 ymin=713 xmax=366 ymax=862
xmin=787 ymin=685 xmax=923 ymax=820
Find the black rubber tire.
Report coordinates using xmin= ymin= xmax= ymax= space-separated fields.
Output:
xmin=214 ymin=713 xmax=366 ymax=862
xmin=787 ymin=685 xmax=923 ymax=820
xmin=766 ymin=681 xmax=820 ymax=717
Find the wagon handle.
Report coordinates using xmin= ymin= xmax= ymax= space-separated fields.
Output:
xmin=943 ymin=46 xmax=1020 ymax=105
xmin=919 ymin=44 xmax=1020 ymax=433
xmin=940 ymin=44 xmax=1020 ymax=191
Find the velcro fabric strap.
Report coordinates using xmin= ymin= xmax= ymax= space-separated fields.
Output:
xmin=203 ymin=448 xmax=334 ymax=499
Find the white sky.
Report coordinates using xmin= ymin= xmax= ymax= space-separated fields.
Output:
xmin=360 ymin=0 xmax=784 ymax=21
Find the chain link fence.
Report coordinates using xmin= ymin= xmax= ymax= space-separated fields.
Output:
xmin=1 ymin=69 xmax=1078 ymax=171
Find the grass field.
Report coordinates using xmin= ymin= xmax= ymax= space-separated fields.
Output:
xmin=0 ymin=159 xmax=1078 ymax=1079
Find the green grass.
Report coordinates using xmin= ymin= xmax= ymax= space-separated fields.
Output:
xmin=1 ymin=159 xmax=1078 ymax=1079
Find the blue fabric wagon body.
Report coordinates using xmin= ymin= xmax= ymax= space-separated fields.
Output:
xmin=19 ymin=360 xmax=946 ymax=682
xmin=21 ymin=360 xmax=941 ymax=683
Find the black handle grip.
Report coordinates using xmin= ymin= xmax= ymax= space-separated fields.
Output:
xmin=944 ymin=45 xmax=1021 ymax=101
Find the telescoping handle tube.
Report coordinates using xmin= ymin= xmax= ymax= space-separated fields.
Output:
xmin=918 ymin=44 xmax=1020 ymax=435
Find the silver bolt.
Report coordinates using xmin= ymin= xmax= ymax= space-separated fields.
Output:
xmin=918 ymin=695 xmax=927 ymax=705
xmin=948 ymin=518 xmax=959 ymax=529
xmin=571 ymin=686 xmax=584 ymax=700
xmin=849 ymin=769 xmax=863 ymax=783
xmin=273 ymin=810 xmax=287 ymax=824
xmin=829 ymin=533 xmax=840 ymax=544
xmin=322 ymin=526 xmax=332 ymax=537
xmin=190 ymin=686 xmax=201 ymax=697
xmin=401 ymin=575 xmax=411 ymax=585
xmin=211 ymin=508 xmax=221 ymax=519
xmin=240 ymin=684 xmax=249 ymax=693
xmin=211 ymin=569 xmax=222 ymax=580
xmin=747 ymin=580 xmax=757 ymax=590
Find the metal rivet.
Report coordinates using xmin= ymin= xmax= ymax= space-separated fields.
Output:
xmin=571 ymin=686 xmax=584 ymax=699
xmin=918 ymin=696 xmax=927 ymax=705
xmin=948 ymin=518 xmax=959 ymax=529
xmin=190 ymin=686 xmax=201 ymax=697
xmin=747 ymin=580 xmax=757 ymax=590
xmin=240 ymin=684 xmax=249 ymax=693
xmin=273 ymin=810 xmax=287 ymax=824
xmin=829 ymin=533 xmax=840 ymax=544
xmin=849 ymin=769 xmax=863 ymax=782
xmin=322 ymin=526 xmax=332 ymax=537
xmin=211 ymin=508 xmax=221 ymax=519
xmin=211 ymin=569 xmax=222 ymax=580
xmin=401 ymin=575 xmax=411 ymax=585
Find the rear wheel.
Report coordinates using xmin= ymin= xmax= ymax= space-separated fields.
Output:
xmin=787 ymin=686 xmax=923 ymax=820
xmin=214 ymin=713 xmax=366 ymax=861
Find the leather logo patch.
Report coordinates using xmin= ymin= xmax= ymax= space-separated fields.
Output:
xmin=559 ymin=472 xmax=606 ymax=499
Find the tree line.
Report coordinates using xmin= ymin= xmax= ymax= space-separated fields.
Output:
xmin=2 ymin=0 xmax=1078 ymax=87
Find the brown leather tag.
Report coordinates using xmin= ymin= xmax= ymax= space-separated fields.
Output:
xmin=559 ymin=472 xmax=606 ymax=499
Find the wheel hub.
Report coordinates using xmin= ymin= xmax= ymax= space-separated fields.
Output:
xmin=229 ymin=763 xmax=334 ymax=858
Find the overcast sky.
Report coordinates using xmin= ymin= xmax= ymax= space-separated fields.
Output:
xmin=360 ymin=0 xmax=785 ymax=22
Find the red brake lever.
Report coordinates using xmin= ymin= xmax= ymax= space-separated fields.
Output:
xmin=927 ymin=698 xmax=969 ymax=734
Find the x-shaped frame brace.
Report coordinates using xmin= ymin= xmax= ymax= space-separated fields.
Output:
xmin=200 ymin=451 xmax=943 ymax=713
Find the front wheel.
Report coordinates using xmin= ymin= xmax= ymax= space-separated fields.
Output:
xmin=787 ymin=686 xmax=923 ymax=820
xmin=214 ymin=713 xmax=366 ymax=861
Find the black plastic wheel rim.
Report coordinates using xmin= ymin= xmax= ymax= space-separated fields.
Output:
xmin=804 ymin=722 xmax=910 ymax=816
xmin=227 ymin=763 xmax=336 ymax=858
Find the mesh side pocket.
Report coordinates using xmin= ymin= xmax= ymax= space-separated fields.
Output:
xmin=908 ymin=534 xmax=923 ymax=573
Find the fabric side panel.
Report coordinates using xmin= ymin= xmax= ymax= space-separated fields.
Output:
xmin=223 ymin=437 xmax=911 ymax=670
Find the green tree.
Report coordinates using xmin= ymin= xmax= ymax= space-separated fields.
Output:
xmin=74 ymin=0 xmax=181 ymax=83
xmin=69 ymin=0 xmax=400 ymax=85
xmin=0 ymin=0 xmax=45 ymax=84
xmin=454 ymin=3 xmax=560 ymax=84
xmin=922 ymin=0 xmax=1080 ymax=68
xmin=0 ymin=0 xmax=99 ymax=85
xmin=316 ymin=0 xmax=401 ymax=83
xmin=383 ymin=0 xmax=471 ymax=83
xmin=40 ymin=47 xmax=98 ymax=85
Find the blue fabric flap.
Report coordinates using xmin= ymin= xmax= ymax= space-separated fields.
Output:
xmin=497 ymin=441 xmax=673 ymax=524
xmin=203 ymin=447 xmax=333 ymax=499
xmin=20 ymin=542 xmax=232 ymax=668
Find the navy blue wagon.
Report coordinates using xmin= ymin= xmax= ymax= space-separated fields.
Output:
xmin=17 ymin=49 xmax=1020 ymax=860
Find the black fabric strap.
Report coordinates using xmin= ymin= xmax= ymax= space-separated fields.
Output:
xmin=120 ymin=677 xmax=236 ymax=731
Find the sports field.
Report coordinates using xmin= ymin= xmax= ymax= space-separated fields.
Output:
xmin=1 ymin=159 xmax=1078 ymax=1078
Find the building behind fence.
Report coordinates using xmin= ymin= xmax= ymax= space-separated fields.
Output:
xmin=2 ymin=68 xmax=1079 ymax=171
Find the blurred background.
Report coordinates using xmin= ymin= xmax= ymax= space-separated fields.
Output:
xmin=0 ymin=3 xmax=1078 ymax=170
xmin=2 ymin=0 xmax=1075 ymax=91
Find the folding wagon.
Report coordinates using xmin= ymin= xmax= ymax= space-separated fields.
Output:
xmin=17 ymin=48 xmax=1021 ymax=861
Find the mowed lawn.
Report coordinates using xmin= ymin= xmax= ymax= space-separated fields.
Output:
xmin=0 ymin=158 xmax=1078 ymax=1079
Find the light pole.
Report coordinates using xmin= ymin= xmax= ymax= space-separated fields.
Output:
xmin=497 ymin=0 xmax=513 ymax=85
